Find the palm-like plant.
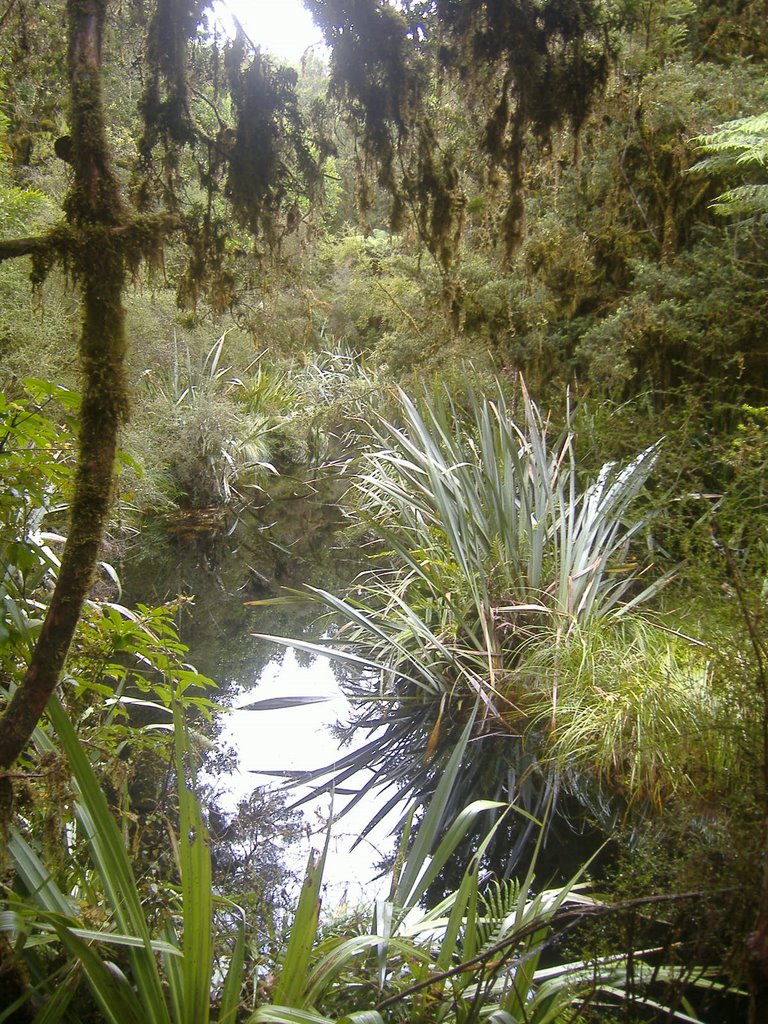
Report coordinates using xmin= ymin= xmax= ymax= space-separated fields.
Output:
xmin=258 ymin=381 xmax=682 ymax=869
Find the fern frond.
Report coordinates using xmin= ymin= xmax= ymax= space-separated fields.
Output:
xmin=689 ymin=111 xmax=768 ymax=215
xmin=710 ymin=183 xmax=768 ymax=216
xmin=693 ymin=111 xmax=768 ymax=166
xmin=476 ymin=878 xmax=522 ymax=950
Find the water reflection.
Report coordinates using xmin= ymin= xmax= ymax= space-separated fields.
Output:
xmin=121 ymin=478 xmax=355 ymax=680
xmin=121 ymin=484 xmax=390 ymax=902
xmin=214 ymin=648 xmax=394 ymax=903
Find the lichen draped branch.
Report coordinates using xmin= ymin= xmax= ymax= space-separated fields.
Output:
xmin=0 ymin=0 xmax=128 ymax=774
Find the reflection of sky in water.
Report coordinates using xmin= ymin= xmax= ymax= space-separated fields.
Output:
xmin=122 ymin=492 xmax=376 ymax=907
xmin=206 ymin=648 xmax=398 ymax=908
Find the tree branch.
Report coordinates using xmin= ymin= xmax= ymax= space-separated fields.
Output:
xmin=0 ymin=0 xmax=129 ymax=773
xmin=0 ymin=235 xmax=48 ymax=262
xmin=0 ymin=215 xmax=183 ymax=266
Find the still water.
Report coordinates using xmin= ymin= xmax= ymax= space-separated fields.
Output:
xmin=218 ymin=648 xmax=396 ymax=903
xmin=122 ymin=487 xmax=394 ymax=905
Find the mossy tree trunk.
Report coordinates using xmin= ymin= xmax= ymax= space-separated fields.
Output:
xmin=0 ymin=0 xmax=128 ymax=776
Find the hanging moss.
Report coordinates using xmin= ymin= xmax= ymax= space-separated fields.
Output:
xmin=396 ymin=123 xmax=466 ymax=277
xmin=139 ymin=0 xmax=204 ymax=154
xmin=307 ymin=1 xmax=421 ymax=187
xmin=436 ymin=0 xmax=614 ymax=257
xmin=142 ymin=21 xmax=330 ymax=300
xmin=27 ymin=213 xmax=174 ymax=293
xmin=308 ymin=0 xmax=467 ymax=310
xmin=176 ymin=208 xmax=238 ymax=313
xmin=311 ymin=1 xmax=615 ymax=267
xmin=224 ymin=39 xmax=324 ymax=244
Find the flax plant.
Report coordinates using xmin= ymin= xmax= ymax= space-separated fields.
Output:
xmin=132 ymin=332 xmax=278 ymax=508
xmin=257 ymin=380 xmax=679 ymax=861
xmin=2 ymin=695 xmax=241 ymax=1024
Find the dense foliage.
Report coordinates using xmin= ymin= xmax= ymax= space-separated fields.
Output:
xmin=1 ymin=0 xmax=767 ymax=1021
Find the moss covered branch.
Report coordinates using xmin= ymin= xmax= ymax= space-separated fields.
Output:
xmin=0 ymin=215 xmax=182 ymax=269
xmin=0 ymin=235 xmax=48 ymax=261
xmin=0 ymin=0 xmax=128 ymax=773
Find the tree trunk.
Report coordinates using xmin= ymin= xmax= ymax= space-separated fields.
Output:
xmin=0 ymin=0 xmax=127 ymax=776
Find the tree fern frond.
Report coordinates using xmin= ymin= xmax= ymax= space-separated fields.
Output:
xmin=690 ymin=111 xmax=768 ymax=215
xmin=709 ymin=183 xmax=768 ymax=216
xmin=693 ymin=111 xmax=768 ymax=164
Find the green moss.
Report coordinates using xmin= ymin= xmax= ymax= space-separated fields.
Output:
xmin=139 ymin=0 xmax=203 ymax=159
xmin=225 ymin=44 xmax=323 ymax=243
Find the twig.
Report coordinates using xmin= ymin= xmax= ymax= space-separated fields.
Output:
xmin=618 ymin=139 xmax=659 ymax=245
xmin=373 ymin=278 xmax=427 ymax=341
xmin=0 ymin=771 xmax=51 ymax=780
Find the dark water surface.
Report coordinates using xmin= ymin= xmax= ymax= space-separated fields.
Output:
xmin=119 ymin=480 xmax=393 ymax=898
xmin=121 ymin=478 xmax=359 ymax=686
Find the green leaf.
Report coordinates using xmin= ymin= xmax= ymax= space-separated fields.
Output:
xmin=218 ymin=915 xmax=246 ymax=1024
xmin=46 ymin=696 xmax=172 ymax=1024
xmin=249 ymin=1007 xmax=336 ymax=1023
xmin=305 ymin=936 xmax=429 ymax=1007
xmin=28 ymin=967 xmax=80 ymax=1024
xmin=174 ymin=700 xmax=213 ymax=1024
xmin=271 ymin=825 xmax=331 ymax=1008
xmin=7 ymin=832 xmax=79 ymax=917
xmin=22 ymin=377 xmax=80 ymax=411
xmin=393 ymin=705 xmax=478 ymax=912
xmin=46 ymin=919 xmax=145 ymax=1024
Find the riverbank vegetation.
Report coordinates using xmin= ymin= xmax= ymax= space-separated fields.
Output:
xmin=1 ymin=1 xmax=767 ymax=1020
